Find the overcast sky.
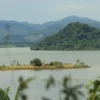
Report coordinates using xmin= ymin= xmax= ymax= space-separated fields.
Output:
xmin=0 ymin=0 xmax=100 ymax=24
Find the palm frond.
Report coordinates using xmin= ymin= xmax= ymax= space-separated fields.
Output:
xmin=5 ymin=87 xmax=10 ymax=95
xmin=42 ymin=96 xmax=51 ymax=100
xmin=0 ymin=88 xmax=10 ymax=100
xmin=62 ymin=76 xmax=69 ymax=88
xmin=45 ymin=76 xmax=55 ymax=90
xmin=14 ymin=85 xmax=21 ymax=100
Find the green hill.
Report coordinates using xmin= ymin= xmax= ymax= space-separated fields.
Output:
xmin=1 ymin=16 xmax=100 ymax=47
xmin=31 ymin=22 xmax=100 ymax=50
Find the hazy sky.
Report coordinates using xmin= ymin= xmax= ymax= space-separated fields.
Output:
xmin=0 ymin=0 xmax=100 ymax=24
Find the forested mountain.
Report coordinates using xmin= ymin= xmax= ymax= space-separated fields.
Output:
xmin=31 ymin=22 xmax=100 ymax=50
xmin=0 ymin=15 xmax=100 ymax=47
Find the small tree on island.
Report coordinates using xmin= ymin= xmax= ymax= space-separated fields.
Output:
xmin=30 ymin=58 xmax=42 ymax=66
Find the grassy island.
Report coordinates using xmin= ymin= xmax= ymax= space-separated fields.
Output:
xmin=0 ymin=59 xmax=90 ymax=71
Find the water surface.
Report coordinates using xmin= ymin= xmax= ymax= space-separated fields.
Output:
xmin=0 ymin=47 xmax=100 ymax=100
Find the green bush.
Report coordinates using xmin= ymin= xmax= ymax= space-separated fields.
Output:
xmin=30 ymin=58 xmax=42 ymax=66
xmin=49 ymin=61 xmax=62 ymax=66
xmin=75 ymin=60 xmax=90 ymax=68
xmin=0 ymin=65 xmax=6 ymax=68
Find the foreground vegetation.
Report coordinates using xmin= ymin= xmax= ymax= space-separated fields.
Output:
xmin=0 ymin=75 xmax=100 ymax=100
xmin=0 ymin=59 xmax=90 ymax=71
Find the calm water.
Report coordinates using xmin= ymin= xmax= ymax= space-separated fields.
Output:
xmin=0 ymin=47 xmax=100 ymax=100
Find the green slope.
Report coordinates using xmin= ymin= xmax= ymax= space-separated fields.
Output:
xmin=31 ymin=22 xmax=100 ymax=50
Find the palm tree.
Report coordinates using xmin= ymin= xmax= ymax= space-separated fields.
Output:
xmin=0 ymin=88 xmax=10 ymax=100
xmin=86 ymin=79 xmax=100 ymax=100
xmin=44 ymin=75 xmax=84 ymax=100
xmin=0 ymin=76 xmax=33 ymax=100
xmin=61 ymin=75 xmax=84 ymax=100
xmin=45 ymin=76 xmax=55 ymax=90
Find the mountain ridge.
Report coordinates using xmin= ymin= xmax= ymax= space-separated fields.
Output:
xmin=0 ymin=15 xmax=100 ymax=47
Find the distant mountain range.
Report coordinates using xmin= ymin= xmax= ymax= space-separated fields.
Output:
xmin=31 ymin=22 xmax=100 ymax=50
xmin=0 ymin=15 xmax=100 ymax=47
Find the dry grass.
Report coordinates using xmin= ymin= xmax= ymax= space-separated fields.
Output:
xmin=0 ymin=64 xmax=90 ymax=71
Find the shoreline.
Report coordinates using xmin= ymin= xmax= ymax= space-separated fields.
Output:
xmin=0 ymin=64 xmax=90 ymax=71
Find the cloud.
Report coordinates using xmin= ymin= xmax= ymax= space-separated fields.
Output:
xmin=54 ymin=4 xmax=100 ymax=13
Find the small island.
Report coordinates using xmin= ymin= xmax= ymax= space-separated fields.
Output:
xmin=0 ymin=59 xmax=90 ymax=71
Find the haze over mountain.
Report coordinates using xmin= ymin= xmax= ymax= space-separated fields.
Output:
xmin=31 ymin=22 xmax=100 ymax=50
xmin=0 ymin=15 xmax=100 ymax=47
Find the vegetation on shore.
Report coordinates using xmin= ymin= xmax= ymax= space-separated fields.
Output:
xmin=0 ymin=58 xmax=90 ymax=71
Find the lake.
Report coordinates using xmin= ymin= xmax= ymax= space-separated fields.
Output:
xmin=0 ymin=47 xmax=100 ymax=100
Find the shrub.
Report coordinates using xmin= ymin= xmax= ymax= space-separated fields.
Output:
xmin=30 ymin=58 xmax=42 ymax=66
xmin=0 ymin=65 xmax=6 ymax=68
xmin=75 ymin=59 xmax=90 ymax=68
xmin=49 ymin=61 xmax=63 ymax=66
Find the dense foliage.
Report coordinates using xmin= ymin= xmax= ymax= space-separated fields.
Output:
xmin=30 ymin=58 xmax=42 ymax=66
xmin=86 ymin=79 xmax=100 ymax=100
xmin=31 ymin=22 xmax=100 ymax=50
xmin=0 ymin=88 xmax=10 ymax=100
xmin=1 ymin=16 xmax=100 ymax=47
